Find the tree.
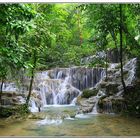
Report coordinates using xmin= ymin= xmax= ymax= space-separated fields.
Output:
xmin=119 ymin=4 xmax=126 ymax=93
xmin=0 ymin=4 xmax=36 ymax=104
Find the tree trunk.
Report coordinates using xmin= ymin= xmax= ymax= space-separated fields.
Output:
xmin=26 ymin=49 xmax=37 ymax=105
xmin=0 ymin=79 xmax=4 ymax=105
xmin=105 ymin=50 xmax=108 ymax=81
xmin=113 ymin=35 xmax=120 ymax=63
xmin=119 ymin=4 xmax=126 ymax=94
xmin=77 ymin=8 xmax=82 ymax=46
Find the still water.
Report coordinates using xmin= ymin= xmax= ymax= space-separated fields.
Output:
xmin=0 ymin=105 xmax=140 ymax=137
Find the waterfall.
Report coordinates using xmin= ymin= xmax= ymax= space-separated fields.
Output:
xmin=2 ymin=83 xmax=18 ymax=92
xmin=91 ymin=58 xmax=137 ymax=114
xmin=92 ymin=100 xmax=98 ymax=114
xmin=123 ymin=58 xmax=137 ymax=86
xmin=36 ymin=69 xmax=80 ymax=105
xmin=0 ymin=66 xmax=106 ymax=112
xmin=33 ymin=67 xmax=105 ymax=107
xmin=1 ymin=58 xmax=137 ymax=114
xmin=29 ymin=99 xmax=38 ymax=112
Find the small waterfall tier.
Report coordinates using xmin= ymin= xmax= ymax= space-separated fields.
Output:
xmin=34 ymin=67 xmax=105 ymax=106
xmin=1 ymin=67 xmax=105 ymax=109
xmin=46 ymin=67 xmax=105 ymax=90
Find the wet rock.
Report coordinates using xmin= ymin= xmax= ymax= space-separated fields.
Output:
xmin=80 ymin=106 xmax=94 ymax=113
xmin=107 ymin=48 xmax=120 ymax=63
xmin=106 ymin=83 xmax=119 ymax=95
xmin=98 ymin=96 xmax=126 ymax=113
xmin=77 ymin=95 xmax=97 ymax=113
xmin=100 ymin=81 xmax=108 ymax=88
xmin=1 ymin=92 xmax=26 ymax=106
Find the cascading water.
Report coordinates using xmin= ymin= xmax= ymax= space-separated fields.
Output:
xmin=2 ymin=83 xmax=18 ymax=92
xmin=91 ymin=90 xmax=105 ymax=114
xmin=0 ymin=66 xmax=105 ymax=112
xmin=35 ymin=67 xmax=105 ymax=107
xmin=123 ymin=58 xmax=137 ymax=86
xmin=36 ymin=68 xmax=80 ymax=106
xmin=1 ymin=58 xmax=136 ymax=114
xmin=91 ymin=58 xmax=137 ymax=114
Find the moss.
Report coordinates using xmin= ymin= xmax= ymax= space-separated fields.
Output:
xmin=81 ymin=89 xmax=98 ymax=98
xmin=63 ymin=110 xmax=69 ymax=113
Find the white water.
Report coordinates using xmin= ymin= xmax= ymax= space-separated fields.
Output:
xmin=0 ymin=58 xmax=137 ymax=114
xmin=91 ymin=58 xmax=137 ymax=114
xmin=2 ymin=83 xmax=18 ymax=92
xmin=91 ymin=90 xmax=106 ymax=114
xmin=123 ymin=58 xmax=137 ymax=86
xmin=35 ymin=68 xmax=81 ymax=106
xmin=75 ymin=113 xmax=91 ymax=119
xmin=29 ymin=99 xmax=38 ymax=112
xmin=36 ymin=117 xmax=63 ymax=126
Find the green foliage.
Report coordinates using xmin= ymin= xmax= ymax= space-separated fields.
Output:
xmin=0 ymin=104 xmax=29 ymax=118
xmin=0 ymin=4 xmax=36 ymax=84
xmin=87 ymin=58 xmax=108 ymax=68
xmin=16 ymin=104 xmax=29 ymax=115
xmin=0 ymin=107 xmax=14 ymax=118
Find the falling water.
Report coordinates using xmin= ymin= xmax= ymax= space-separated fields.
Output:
xmin=92 ymin=58 xmax=137 ymax=114
xmin=0 ymin=66 xmax=106 ymax=112
xmin=2 ymin=83 xmax=18 ymax=92
xmin=91 ymin=90 xmax=106 ymax=114
xmin=29 ymin=99 xmax=38 ymax=112
xmin=1 ymin=58 xmax=136 ymax=113
xmin=34 ymin=67 xmax=105 ymax=107
xmin=123 ymin=58 xmax=137 ymax=86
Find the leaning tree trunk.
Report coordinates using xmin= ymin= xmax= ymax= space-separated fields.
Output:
xmin=105 ymin=49 xmax=108 ymax=81
xmin=119 ymin=4 xmax=126 ymax=94
xmin=77 ymin=8 xmax=82 ymax=46
xmin=26 ymin=49 xmax=37 ymax=105
xmin=0 ymin=79 xmax=4 ymax=105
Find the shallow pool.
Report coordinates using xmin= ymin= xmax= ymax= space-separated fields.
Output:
xmin=0 ymin=106 xmax=140 ymax=137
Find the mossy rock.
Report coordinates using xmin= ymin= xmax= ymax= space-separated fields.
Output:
xmin=100 ymin=95 xmax=108 ymax=100
xmin=76 ymin=96 xmax=82 ymax=105
xmin=98 ymin=97 xmax=126 ymax=113
xmin=106 ymin=83 xmax=119 ymax=95
xmin=81 ymin=89 xmax=98 ymax=98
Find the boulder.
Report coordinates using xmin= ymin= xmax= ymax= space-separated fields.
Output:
xmin=81 ymin=88 xmax=98 ymax=98
xmin=105 ymin=83 xmax=119 ymax=95
xmin=77 ymin=95 xmax=97 ymax=113
xmin=1 ymin=92 xmax=26 ymax=106
xmin=98 ymin=96 xmax=126 ymax=113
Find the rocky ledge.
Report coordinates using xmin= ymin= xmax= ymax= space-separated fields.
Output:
xmin=77 ymin=58 xmax=139 ymax=115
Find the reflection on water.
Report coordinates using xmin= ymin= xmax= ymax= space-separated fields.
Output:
xmin=0 ymin=106 xmax=140 ymax=137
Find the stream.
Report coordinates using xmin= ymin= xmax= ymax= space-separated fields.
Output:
xmin=0 ymin=105 xmax=140 ymax=137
